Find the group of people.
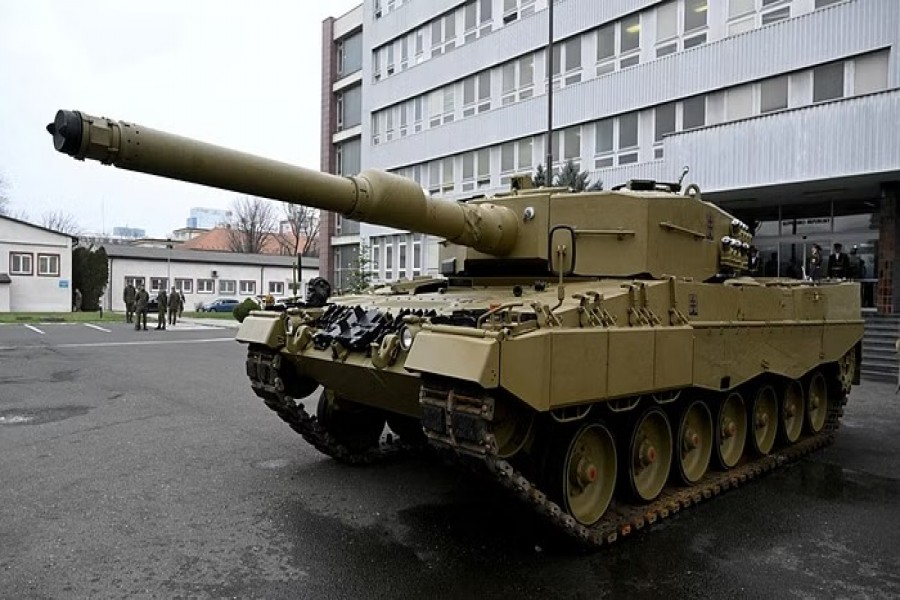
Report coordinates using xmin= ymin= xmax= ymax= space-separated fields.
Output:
xmin=747 ymin=243 xmax=867 ymax=281
xmin=122 ymin=283 xmax=185 ymax=331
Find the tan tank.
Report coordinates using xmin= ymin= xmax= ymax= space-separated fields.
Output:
xmin=49 ymin=109 xmax=863 ymax=545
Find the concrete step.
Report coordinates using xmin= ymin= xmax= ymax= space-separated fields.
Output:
xmin=861 ymin=371 xmax=895 ymax=383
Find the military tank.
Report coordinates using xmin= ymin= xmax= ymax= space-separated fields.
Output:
xmin=48 ymin=109 xmax=863 ymax=546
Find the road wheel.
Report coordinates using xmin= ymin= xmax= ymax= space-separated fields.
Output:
xmin=674 ymin=400 xmax=713 ymax=485
xmin=625 ymin=408 xmax=673 ymax=502
xmin=780 ymin=380 xmax=805 ymax=444
xmin=715 ymin=392 xmax=747 ymax=469
xmin=545 ymin=422 xmax=617 ymax=526
xmin=806 ymin=372 xmax=828 ymax=434
xmin=316 ymin=389 xmax=386 ymax=453
xmin=749 ymin=385 xmax=778 ymax=456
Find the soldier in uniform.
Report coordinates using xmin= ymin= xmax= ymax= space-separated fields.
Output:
xmin=827 ymin=243 xmax=851 ymax=279
xmin=167 ymin=286 xmax=180 ymax=326
xmin=134 ymin=285 xmax=150 ymax=331
xmin=156 ymin=288 xmax=168 ymax=330
xmin=123 ymin=282 xmax=136 ymax=323
xmin=178 ymin=290 xmax=186 ymax=319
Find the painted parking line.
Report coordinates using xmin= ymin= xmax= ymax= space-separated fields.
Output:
xmin=83 ymin=323 xmax=112 ymax=333
xmin=23 ymin=324 xmax=45 ymax=335
xmin=0 ymin=337 xmax=235 ymax=351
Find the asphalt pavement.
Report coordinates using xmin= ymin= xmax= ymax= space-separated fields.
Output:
xmin=0 ymin=324 xmax=898 ymax=599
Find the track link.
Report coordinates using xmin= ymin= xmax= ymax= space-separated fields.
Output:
xmin=421 ymin=381 xmax=845 ymax=548
xmin=245 ymin=346 xmax=411 ymax=465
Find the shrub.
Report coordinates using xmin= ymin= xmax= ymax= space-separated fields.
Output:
xmin=232 ymin=297 xmax=260 ymax=323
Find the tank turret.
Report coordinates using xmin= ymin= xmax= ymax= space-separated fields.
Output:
xmin=49 ymin=109 xmax=750 ymax=280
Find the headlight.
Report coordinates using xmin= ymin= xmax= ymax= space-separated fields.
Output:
xmin=399 ymin=325 xmax=414 ymax=351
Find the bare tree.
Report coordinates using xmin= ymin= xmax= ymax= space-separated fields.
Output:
xmin=227 ymin=195 xmax=277 ymax=253
xmin=0 ymin=172 xmax=9 ymax=216
xmin=41 ymin=210 xmax=82 ymax=235
xmin=278 ymin=204 xmax=320 ymax=257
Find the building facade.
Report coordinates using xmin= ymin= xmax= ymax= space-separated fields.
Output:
xmin=0 ymin=215 xmax=75 ymax=312
xmin=103 ymin=246 xmax=319 ymax=312
xmin=186 ymin=207 xmax=232 ymax=230
xmin=322 ymin=0 xmax=900 ymax=308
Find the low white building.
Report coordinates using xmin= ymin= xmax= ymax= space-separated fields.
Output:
xmin=0 ymin=215 xmax=75 ymax=312
xmin=103 ymin=246 xmax=319 ymax=312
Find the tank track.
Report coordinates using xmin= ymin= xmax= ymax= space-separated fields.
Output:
xmin=245 ymin=346 xmax=412 ymax=465
xmin=420 ymin=380 xmax=845 ymax=548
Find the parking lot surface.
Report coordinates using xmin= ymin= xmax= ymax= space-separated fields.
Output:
xmin=0 ymin=324 xmax=898 ymax=599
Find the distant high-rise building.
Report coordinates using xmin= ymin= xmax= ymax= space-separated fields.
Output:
xmin=111 ymin=226 xmax=146 ymax=238
xmin=186 ymin=207 xmax=232 ymax=229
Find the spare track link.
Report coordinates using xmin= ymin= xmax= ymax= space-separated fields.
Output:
xmin=245 ymin=346 xmax=410 ymax=465
xmin=420 ymin=381 xmax=844 ymax=548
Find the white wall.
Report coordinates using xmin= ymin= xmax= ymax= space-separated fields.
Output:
xmin=0 ymin=218 xmax=73 ymax=312
xmin=106 ymin=257 xmax=318 ymax=312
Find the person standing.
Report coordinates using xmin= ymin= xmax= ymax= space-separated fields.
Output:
xmin=156 ymin=288 xmax=168 ymax=330
xmin=134 ymin=285 xmax=149 ymax=331
xmin=167 ymin=286 xmax=180 ymax=326
xmin=807 ymin=244 xmax=823 ymax=281
xmin=827 ymin=243 xmax=851 ymax=279
xmin=123 ymin=282 xmax=136 ymax=323
xmin=178 ymin=290 xmax=186 ymax=319
xmin=746 ymin=246 xmax=760 ymax=276
xmin=73 ymin=288 xmax=82 ymax=312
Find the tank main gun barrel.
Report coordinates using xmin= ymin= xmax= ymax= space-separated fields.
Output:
xmin=47 ymin=110 xmax=518 ymax=255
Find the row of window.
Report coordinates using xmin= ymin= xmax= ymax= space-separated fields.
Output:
xmin=123 ymin=276 xmax=285 ymax=296
xmin=9 ymin=252 xmax=60 ymax=277
xmin=370 ymin=234 xmax=423 ymax=282
xmin=373 ymin=0 xmax=839 ymax=84
xmin=370 ymin=0 xmax=852 ymax=144
xmin=386 ymin=52 xmax=888 ymax=194
xmin=372 ymin=0 xmax=411 ymax=20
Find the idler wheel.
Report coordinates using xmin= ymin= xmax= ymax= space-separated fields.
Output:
xmin=626 ymin=408 xmax=673 ymax=502
xmin=715 ymin=392 xmax=747 ymax=469
xmin=546 ymin=422 xmax=617 ymax=526
xmin=316 ymin=389 xmax=386 ymax=453
xmin=491 ymin=397 xmax=535 ymax=459
xmin=674 ymin=400 xmax=713 ymax=485
xmin=780 ymin=380 xmax=805 ymax=444
xmin=749 ymin=385 xmax=778 ymax=456
xmin=806 ymin=372 xmax=829 ymax=434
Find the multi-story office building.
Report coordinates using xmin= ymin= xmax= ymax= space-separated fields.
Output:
xmin=186 ymin=207 xmax=232 ymax=230
xmin=322 ymin=0 xmax=900 ymax=310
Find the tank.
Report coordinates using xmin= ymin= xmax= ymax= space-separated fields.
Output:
xmin=48 ymin=109 xmax=864 ymax=546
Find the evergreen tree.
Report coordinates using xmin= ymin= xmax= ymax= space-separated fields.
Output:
xmin=554 ymin=160 xmax=590 ymax=191
xmin=532 ymin=164 xmax=548 ymax=187
xmin=72 ymin=245 xmax=109 ymax=311
xmin=346 ymin=243 xmax=373 ymax=294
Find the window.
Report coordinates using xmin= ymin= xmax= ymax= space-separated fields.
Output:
xmin=336 ymin=86 xmax=362 ymax=131
xmin=464 ymin=0 xmax=491 ymax=41
xmin=175 ymin=278 xmax=193 ymax=293
xmin=150 ymin=277 xmax=168 ymax=293
xmin=38 ymin=254 xmax=59 ymax=277
xmin=337 ymin=32 xmax=363 ymax=76
xmin=219 ymin=280 xmax=236 ymax=295
xmin=268 ymin=281 xmax=284 ymax=295
xmin=10 ymin=252 xmax=33 ymax=275
xmin=654 ymin=103 xmax=676 ymax=158
xmin=684 ymin=0 xmax=708 ymax=32
xmin=500 ymin=137 xmax=534 ymax=184
xmin=815 ymin=0 xmax=843 ymax=7
xmin=372 ymin=47 xmax=382 ymax=81
xmin=239 ymin=280 xmax=256 ymax=295
xmin=398 ymin=241 xmax=407 ymax=279
xmin=385 ymin=243 xmax=394 ymax=277
xmin=336 ymin=139 xmax=361 ymax=176
xmin=197 ymin=279 xmax=215 ymax=294
xmin=854 ymin=52 xmax=889 ymax=95
xmin=431 ymin=12 xmax=456 ymax=56
xmin=727 ymin=85 xmax=754 ymax=120
xmin=682 ymin=95 xmax=706 ymax=130
xmin=596 ymin=113 xmax=639 ymax=167
xmin=501 ymin=54 xmax=534 ymax=106
xmin=552 ymin=126 xmax=581 ymax=165
xmin=413 ymin=236 xmax=422 ymax=276
xmin=462 ymin=71 xmax=491 ymax=117
xmin=462 ymin=148 xmax=491 ymax=191
xmin=552 ymin=36 xmax=583 ymax=88
xmin=761 ymin=5 xmax=790 ymax=25
xmin=620 ymin=15 xmax=641 ymax=66
xmin=371 ymin=241 xmax=380 ymax=274
xmin=813 ymin=62 xmax=844 ymax=102
xmin=125 ymin=276 xmax=145 ymax=289
xmin=760 ymin=76 xmax=788 ymax=113
xmin=596 ymin=24 xmax=615 ymax=74
xmin=371 ymin=113 xmax=382 ymax=145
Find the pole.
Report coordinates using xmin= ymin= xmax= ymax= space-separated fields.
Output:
xmin=545 ymin=0 xmax=555 ymax=182
xmin=166 ymin=239 xmax=172 ymax=288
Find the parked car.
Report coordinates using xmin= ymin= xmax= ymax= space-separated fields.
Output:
xmin=198 ymin=298 xmax=240 ymax=313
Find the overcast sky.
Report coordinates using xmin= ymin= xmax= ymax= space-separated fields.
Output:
xmin=0 ymin=0 xmax=361 ymax=237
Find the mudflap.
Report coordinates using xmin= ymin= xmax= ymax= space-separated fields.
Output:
xmin=235 ymin=311 xmax=286 ymax=349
